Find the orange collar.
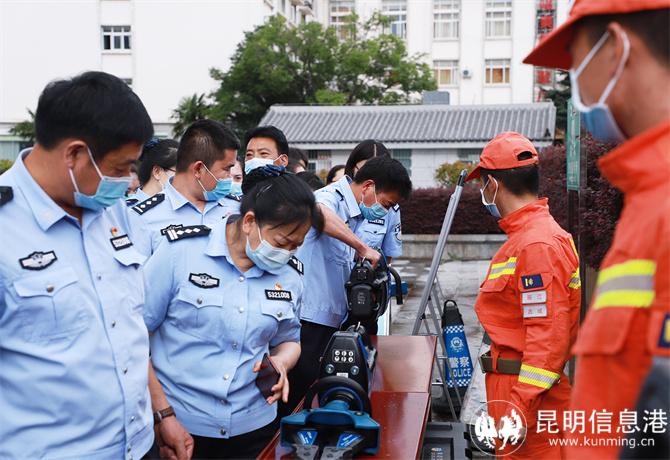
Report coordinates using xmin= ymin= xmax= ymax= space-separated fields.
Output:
xmin=598 ymin=119 xmax=670 ymax=194
xmin=498 ymin=198 xmax=550 ymax=235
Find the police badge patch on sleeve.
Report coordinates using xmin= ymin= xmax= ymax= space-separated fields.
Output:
xmin=394 ymin=223 xmax=402 ymax=242
xmin=189 ymin=273 xmax=220 ymax=288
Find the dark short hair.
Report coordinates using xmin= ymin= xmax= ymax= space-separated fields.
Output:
xmin=239 ymin=169 xmax=324 ymax=233
xmin=287 ymin=147 xmax=309 ymax=172
xmin=480 ymin=152 xmax=539 ymax=196
xmin=326 ymin=164 xmax=346 ymax=184
xmin=579 ymin=9 xmax=669 ymax=67
xmin=296 ymin=170 xmax=325 ymax=191
xmin=138 ymin=139 xmax=179 ymax=185
xmin=345 ymin=140 xmax=390 ymax=177
xmin=35 ymin=71 xmax=153 ymax=159
xmin=176 ymin=119 xmax=240 ymax=172
xmin=353 ymin=156 xmax=412 ymax=199
xmin=244 ymin=126 xmax=289 ymax=156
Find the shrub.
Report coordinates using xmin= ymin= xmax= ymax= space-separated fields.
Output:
xmin=401 ymin=134 xmax=620 ymax=269
xmin=0 ymin=159 xmax=13 ymax=175
xmin=434 ymin=161 xmax=476 ymax=187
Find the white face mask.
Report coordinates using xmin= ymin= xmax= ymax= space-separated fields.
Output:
xmin=480 ymin=177 xmax=501 ymax=219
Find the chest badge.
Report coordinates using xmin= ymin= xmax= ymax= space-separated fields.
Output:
xmin=265 ymin=289 xmax=293 ymax=301
xmin=19 ymin=251 xmax=57 ymax=270
xmin=110 ymin=234 xmax=133 ymax=251
xmin=521 ymin=274 xmax=543 ymax=290
xmin=368 ymin=218 xmax=385 ymax=226
xmin=189 ymin=273 xmax=220 ymax=289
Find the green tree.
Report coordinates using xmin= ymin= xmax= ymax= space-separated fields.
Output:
xmin=9 ymin=109 xmax=36 ymax=144
xmin=171 ymin=93 xmax=210 ymax=137
xmin=0 ymin=159 xmax=13 ymax=174
xmin=544 ymin=70 xmax=571 ymax=135
xmin=177 ymin=14 xmax=436 ymax=135
xmin=434 ymin=161 xmax=475 ymax=187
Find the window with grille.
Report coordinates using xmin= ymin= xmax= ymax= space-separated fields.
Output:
xmin=102 ymin=26 xmax=131 ymax=51
xmin=308 ymin=150 xmax=332 ymax=173
xmin=330 ymin=1 xmax=355 ymax=40
xmin=485 ymin=0 xmax=512 ymax=38
xmin=382 ymin=0 xmax=407 ymax=39
xmin=485 ymin=59 xmax=510 ymax=84
xmin=433 ymin=0 xmax=460 ymax=39
xmin=391 ymin=149 xmax=412 ymax=176
xmin=433 ymin=60 xmax=459 ymax=86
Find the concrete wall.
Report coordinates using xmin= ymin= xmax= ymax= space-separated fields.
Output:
xmin=401 ymin=234 xmax=507 ymax=261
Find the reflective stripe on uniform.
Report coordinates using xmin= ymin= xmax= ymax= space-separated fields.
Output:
xmin=569 ymin=267 xmax=581 ymax=289
xmin=488 ymin=257 xmax=517 ymax=280
xmin=593 ymin=259 xmax=656 ymax=309
xmin=518 ymin=364 xmax=560 ymax=390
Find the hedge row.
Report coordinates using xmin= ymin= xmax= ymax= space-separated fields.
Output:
xmin=399 ymin=135 xmax=621 ymax=269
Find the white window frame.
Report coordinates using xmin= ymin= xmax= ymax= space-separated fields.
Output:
xmin=330 ymin=1 xmax=355 ymax=40
xmin=101 ymin=25 xmax=131 ymax=52
xmin=433 ymin=0 xmax=460 ymax=40
xmin=485 ymin=59 xmax=511 ymax=85
xmin=433 ymin=60 xmax=459 ymax=87
xmin=485 ymin=0 xmax=512 ymax=38
xmin=382 ymin=0 xmax=407 ymax=39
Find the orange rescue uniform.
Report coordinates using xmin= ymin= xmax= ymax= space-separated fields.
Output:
xmin=565 ymin=120 xmax=670 ymax=459
xmin=475 ymin=198 xmax=581 ymax=458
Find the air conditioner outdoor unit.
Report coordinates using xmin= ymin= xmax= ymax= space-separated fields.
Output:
xmin=461 ymin=69 xmax=472 ymax=79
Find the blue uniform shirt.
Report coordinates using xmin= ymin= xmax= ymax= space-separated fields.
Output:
xmin=297 ymin=175 xmax=363 ymax=328
xmin=131 ymin=178 xmax=241 ymax=252
xmin=143 ymin=218 xmax=303 ymax=438
xmin=356 ymin=205 xmax=403 ymax=258
xmin=0 ymin=152 xmax=153 ymax=460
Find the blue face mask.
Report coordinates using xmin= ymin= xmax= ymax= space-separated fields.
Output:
xmin=359 ymin=185 xmax=388 ymax=221
xmin=230 ymin=182 xmax=243 ymax=196
xmin=69 ymin=148 xmax=132 ymax=211
xmin=246 ymin=225 xmax=295 ymax=272
xmin=480 ymin=177 xmax=501 ymax=219
xmin=198 ymin=165 xmax=232 ymax=201
xmin=244 ymin=157 xmax=274 ymax=175
xmin=570 ymin=30 xmax=629 ymax=144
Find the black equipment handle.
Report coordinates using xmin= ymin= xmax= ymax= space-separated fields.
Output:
xmin=388 ymin=266 xmax=403 ymax=305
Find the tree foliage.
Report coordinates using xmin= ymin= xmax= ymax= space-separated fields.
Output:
xmin=171 ymin=94 xmax=210 ymax=137
xmin=9 ymin=109 xmax=36 ymax=143
xmin=174 ymin=14 xmax=436 ymax=135
xmin=544 ymin=70 xmax=571 ymax=135
xmin=434 ymin=160 xmax=476 ymax=187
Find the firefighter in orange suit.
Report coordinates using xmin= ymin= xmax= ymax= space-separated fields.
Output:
xmin=524 ymin=1 xmax=670 ymax=458
xmin=468 ymin=132 xmax=581 ymax=458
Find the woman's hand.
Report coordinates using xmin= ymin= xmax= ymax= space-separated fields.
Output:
xmin=253 ymin=355 xmax=289 ymax=405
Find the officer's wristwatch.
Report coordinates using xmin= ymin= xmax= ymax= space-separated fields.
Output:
xmin=153 ymin=406 xmax=176 ymax=425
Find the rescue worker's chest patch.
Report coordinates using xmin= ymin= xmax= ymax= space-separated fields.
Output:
xmin=659 ymin=313 xmax=670 ymax=349
xmin=521 ymin=290 xmax=547 ymax=304
xmin=521 ymin=274 xmax=543 ymax=290
xmin=523 ymin=304 xmax=548 ymax=318
xmin=265 ymin=289 xmax=292 ymax=301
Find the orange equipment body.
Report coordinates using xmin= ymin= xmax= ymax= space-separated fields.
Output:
xmin=565 ymin=120 xmax=670 ymax=459
xmin=475 ymin=198 xmax=581 ymax=458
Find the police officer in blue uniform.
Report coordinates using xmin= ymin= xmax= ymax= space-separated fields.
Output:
xmin=283 ymin=156 xmax=412 ymax=414
xmin=126 ymin=138 xmax=178 ymax=206
xmin=243 ymin=126 xmax=290 ymax=174
xmin=143 ymin=169 xmax=323 ymax=459
xmin=0 ymin=72 xmax=190 ymax=459
xmin=131 ymin=119 xmax=241 ymax=252
xmin=345 ymin=140 xmax=404 ymax=262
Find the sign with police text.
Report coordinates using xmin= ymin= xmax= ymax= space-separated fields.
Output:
xmin=566 ymin=99 xmax=581 ymax=191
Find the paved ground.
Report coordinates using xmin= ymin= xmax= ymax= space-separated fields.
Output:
xmin=386 ymin=257 xmax=492 ymax=456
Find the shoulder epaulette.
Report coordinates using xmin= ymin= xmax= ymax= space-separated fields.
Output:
xmin=163 ymin=224 xmax=211 ymax=243
xmin=125 ymin=198 xmax=139 ymax=206
xmin=225 ymin=194 xmax=242 ymax=202
xmin=0 ymin=186 xmax=13 ymax=206
xmin=287 ymin=256 xmax=304 ymax=275
xmin=334 ymin=189 xmax=344 ymax=201
xmin=132 ymin=193 xmax=165 ymax=215
xmin=392 ymin=204 xmax=400 ymax=212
